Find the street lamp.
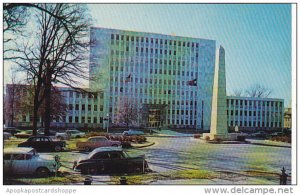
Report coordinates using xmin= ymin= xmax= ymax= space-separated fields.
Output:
xmin=106 ymin=113 xmax=109 ymax=134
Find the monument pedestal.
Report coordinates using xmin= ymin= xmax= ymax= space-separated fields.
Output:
xmin=202 ymin=133 xmax=240 ymax=141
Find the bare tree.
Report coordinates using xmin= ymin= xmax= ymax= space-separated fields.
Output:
xmin=4 ymin=70 xmax=24 ymax=127
xmin=10 ymin=3 xmax=91 ymax=135
xmin=21 ymin=85 xmax=67 ymax=128
xmin=232 ymin=88 xmax=244 ymax=97
xmin=245 ymin=84 xmax=272 ymax=98
xmin=3 ymin=4 xmax=28 ymax=41
xmin=114 ymin=98 xmax=142 ymax=129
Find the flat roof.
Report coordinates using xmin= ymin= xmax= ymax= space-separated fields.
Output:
xmin=227 ymin=96 xmax=284 ymax=102
xmin=91 ymin=26 xmax=216 ymax=43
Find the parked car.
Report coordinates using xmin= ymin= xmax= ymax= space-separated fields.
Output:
xmin=37 ymin=128 xmax=57 ymax=136
xmin=4 ymin=147 xmax=61 ymax=177
xmin=73 ymin=147 xmax=150 ymax=174
xmin=18 ymin=136 xmax=66 ymax=152
xmin=123 ymin=129 xmax=144 ymax=136
xmin=4 ymin=132 xmax=13 ymax=140
xmin=15 ymin=130 xmax=33 ymax=138
xmin=4 ymin=127 xmax=21 ymax=135
xmin=56 ymin=130 xmax=85 ymax=140
xmin=76 ymin=136 xmax=121 ymax=152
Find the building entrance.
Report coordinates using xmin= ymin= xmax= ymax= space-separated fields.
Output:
xmin=142 ymin=104 xmax=167 ymax=128
xmin=148 ymin=109 xmax=161 ymax=127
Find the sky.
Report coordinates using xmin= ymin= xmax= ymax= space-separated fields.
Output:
xmin=87 ymin=4 xmax=292 ymax=106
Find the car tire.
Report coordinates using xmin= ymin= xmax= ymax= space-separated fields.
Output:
xmin=57 ymin=136 xmax=64 ymax=140
xmin=54 ymin=145 xmax=62 ymax=152
xmin=36 ymin=167 xmax=49 ymax=177
xmin=84 ymin=146 xmax=91 ymax=152
xmin=82 ymin=167 xmax=97 ymax=175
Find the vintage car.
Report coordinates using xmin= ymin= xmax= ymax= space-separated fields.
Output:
xmin=4 ymin=127 xmax=21 ymax=135
xmin=4 ymin=147 xmax=61 ymax=177
xmin=15 ymin=130 xmax=33 ymax=138
xmin=37 ymin=128 xmax=57 ymax=136
xmin=18 ymin=136 xmax=66 ymax=152
xmin=56 ymin=129 xmax=85 ymax=140
xmin=122 ymin=129 xmax=145 ymax=136
xmin=4 ymin=132 xmax=13 ymax=140
xmin=73 ymin=147 xmax=150 ymax=174
xmin=76 ymin=136 xmax=121 ymax=152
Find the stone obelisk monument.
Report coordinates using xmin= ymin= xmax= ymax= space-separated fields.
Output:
xmin=203 ymin=45 xmax=231 ymax=140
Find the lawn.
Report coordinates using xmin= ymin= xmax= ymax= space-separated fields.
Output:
xmin=111 ymin=169 xmax=216 ymax=185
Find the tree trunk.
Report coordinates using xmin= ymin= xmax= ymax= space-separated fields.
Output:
xmin=41 ymin=116 xmax=44 ymax=127
xmin=32 ymin=102 xmax=38 ymax=135
xmin=10 ymin=87 xmax=15 ymax=127
xmin=44 ymin=59 xmax=52 ymax=136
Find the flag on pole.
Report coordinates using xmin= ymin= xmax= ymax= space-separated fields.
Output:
xmin=187 ymin=78 xmax=197 ymax=86
xmin=125 ymin=74 xmax=132 ymax=83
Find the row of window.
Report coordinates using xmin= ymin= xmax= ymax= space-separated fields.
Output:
xmin=111 ymin=67 xmax=198 ymax=78
xmin=229 ymin=120 xmax=282 ymax=128
xmin=68 ymin=116 xmax=103 ymax=123
xmin=166 ymin=120 xmax=196 ymax=125
xmin=227 ymin=110 xmax=282 ymax=117
xmin=65 ymin=91 xmax=103 ymax=99
xmin=68 ymin=104 xmax=104 ymax=112
xmin=110 ymin=78 xmax=199 ymax=87
xmin=227 ymin=99 xmax=283 ymax=108
xmin=111 ymin=34 xmax=200 ymax=48
xmin=110 ymin=56 xmax=198 ymax=67
xmin=114 ymin=87 xmax=198 ymax=97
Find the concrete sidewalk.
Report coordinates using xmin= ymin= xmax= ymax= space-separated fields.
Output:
xmin=248 ymin=139 xmax=291 ymax=148
xmin=131 ymin=141 xmax=155 ymax=148
xmin=146 ymin=129 xmax=194 ymax=138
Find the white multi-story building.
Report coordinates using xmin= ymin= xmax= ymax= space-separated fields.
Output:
xmin=227 ymin=96 xmax=284 ymax=131
xmin=57 ymin=87 xmax=105 ymax=128
xmin=89 ymin=27 xmax=221 ymax=130
xmin=4 ymin=85 xmax=105 ymax=129
xmin=5 ymin=85 xmax=285 ymax=131
xmin=4 ymin=27 xmax=285 ymax=131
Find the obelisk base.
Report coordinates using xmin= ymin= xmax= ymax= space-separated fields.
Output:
xmin=202 ymin=133 xmax=240 ymax=141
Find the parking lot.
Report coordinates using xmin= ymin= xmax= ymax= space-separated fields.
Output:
xmin=4 ymin=135 xmax=291 ymax=185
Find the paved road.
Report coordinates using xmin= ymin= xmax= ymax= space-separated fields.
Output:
xmin=132 ymin=137 xmax=291 ymax=183
xmin=49 ymin=136 xmax=291 ymax=184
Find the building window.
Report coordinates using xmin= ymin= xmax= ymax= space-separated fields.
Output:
xmin=94 ymin=117 xmax=97 ymax=123
xmin=82 ymin=104 xmax=85 ymax=110
xmin=75 ymin=104 xmax=79 ymax=110
xmin=88 ymin=105 xmax=91 ymax=111
xmin=69 ymin=104 xmax=73 ymax=110
xmin=75 ymin=117 xmax=79 ymax=123
xmin=69 ymin=116 xmax=72 ymax=123
xmin=82 ymin=117 xmax=85 ymax=123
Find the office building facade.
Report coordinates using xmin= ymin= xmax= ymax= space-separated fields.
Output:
xmin=4 ymin=85 xmax=105 ymax=128
xmin=227 ymin=96 xmax=284 ymax=131
xmin=5 ymin=84 xmax=284 ymax=131
xmin=89 ymin=27 xmax=219 ymax=130
xmin=4 ymin=28 xmax=285 ymax=131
